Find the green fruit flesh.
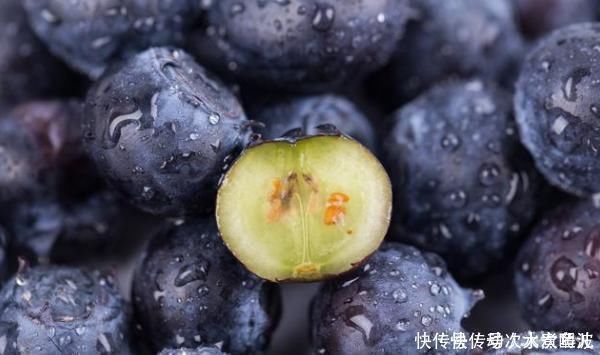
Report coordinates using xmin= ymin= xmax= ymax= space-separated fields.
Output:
xmin=216 ymin=136 xmax=392 ymax=282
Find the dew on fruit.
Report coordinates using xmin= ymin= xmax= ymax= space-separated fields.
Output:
xmin=392 ymin=288 xmax=408 ymax=303
xmin=312 ymin=4 xmax=335 ymax=32
xmin=108 ymin=108 xmax=143 ymax=142
xmin=551 ymin=116 xmax=569 ymax=135
xmin=550 ymin=256 xmax=578 ymax=292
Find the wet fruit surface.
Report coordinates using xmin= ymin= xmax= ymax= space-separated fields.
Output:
xmin=373 ymin=0 xmax=523 ymax=104
xmin=248 ymin=94 xmax=377 ymax=153
xmin=515 ymin=199 xmax=600 ymax=334
xmin=23 ymin=0 xmax=203 ymax=78
xmin=84 ymin=47 xmax=250 ymax=216
xmin=189 ymin=0 xmax=411 ymax=91
xmin=132 ymin=218 xmax=280 ymax=353
xmin=384 ymin=80 xmax=540 ymax=279
xmin=217 ymin=135 xmax=392 ymax=282
xmin=0 ymin=264 xmax=132 ymax=354
xmin=0 ymin=0 xmax=81 ymax=108
xmin=311 ymin=243 xmax=483 ymax=354
xmin=515 ymin=23 xmax=600 ymax=196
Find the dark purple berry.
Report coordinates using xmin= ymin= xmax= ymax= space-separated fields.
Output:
xmin=515 ymin=199 xmax=600 ymax=334
xmin=23 ymin=0 xmax=203 ymax=78
xmin=83 ymin=47 xmax=250 ymax=216
xmin=0 ymin=0 xmax=81 ymax=108
xmin=384 ymin=79 xmax=541 ymax=279
xmin=132 ymin=217 xmax=280 ymax=353
xmin=374 ymin=0 xmax=523 ymax=104
xmin=189 ymin=0 xmax=412 ymax=91
xmin=515 ymin=23 xmax=600 ymax=196
xmin=311 ymin=243 xmax=483 ymax=354
xmin=0 ymin=264 xmax=133 ymax=354
xmin=248 ymin=94 xmax=376 ymax=152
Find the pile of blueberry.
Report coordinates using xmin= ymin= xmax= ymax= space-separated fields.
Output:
xmin=2 ymin=0 xmax=600 ymax=354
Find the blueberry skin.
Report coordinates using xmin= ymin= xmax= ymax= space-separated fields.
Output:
xmin=83 ymin=47 xmax=250 ymax=216
xmin=515 ymin=199 xmax=600 ymax=334
xmin=158 ymin=347 xmax=228 ymax=355
xmin=0 ymin=100 xmax=83 ymax=206
xmin=515 ymin=23 xmax=600 ymax=197
xmin=0 ymin=116 xmax=44 ymax=205
xmin=379 ymin=0 xmax=523 ymax=102
xmin=0 ymin=0 xmax=80 ymax=108
xmin=0 ymin=265 xmax=133 ymax=354
xmin=23 ymin=0 xmax=203 ymax=78
xmin=1 ymin=189 xmax=126 ymax=264
xmin=384 ymin=80 xmax=540 ymax=279
xmin=189 ymin=0 xmax=411 ymax=92
xmin=311 ymin=243 xmax=483 ymax=355
xmin=132 ymin=218 xmax=280 ymax=354
xmin=248 ymin=95 xmax=376 ymax=152
xmin=513 ymin=0 xmax=599 ymax=40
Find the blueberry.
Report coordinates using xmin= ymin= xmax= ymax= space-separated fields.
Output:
xmin=158 ymin=346 xmax=227 ymax=355
xmin=513 ymin=0 xmax=599 ymax=40
xmin=0 ymin=100 xmax=83 ymax=205
xmin=515 ymin=199 xmax=600 ymax=334
xmin=383 ymin=80 xmax=541 ymax=279
xmin=0 ymin=263 xmax=133 ymax=354
xmin=189 ymin=0 xmax=412 ymax=91
xmin=132 ymin=217 xmax=280 ymax=353
xmin=515 ymin=23 xmax=600 ymax=197
xmin=1 ymin=189 xmax=129 ymax=264
xmin=23 ymin=0 xmax=203 ymax=78
xmin=373 ymin=0 xmax=523 ymax=104
xmin=0 ymin=0 xmax=82 ymax=108
xmin=311 ymin=243 xmax=483 ymax=354
xmin=83 ymin=47 xmax=250 ymax=216
xmin=248 ymin=94 xmax=376 ymax=152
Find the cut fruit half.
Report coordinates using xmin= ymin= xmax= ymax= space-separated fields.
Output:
xmin=216 ymin=135 xmax=392 ymax=282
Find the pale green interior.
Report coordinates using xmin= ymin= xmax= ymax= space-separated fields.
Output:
xmin=216 ymin=136 xmax=392 ymax=282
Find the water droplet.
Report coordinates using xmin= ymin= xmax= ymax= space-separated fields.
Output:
xmin=420 ymin=315 xmax=433 ymax=327
xmin=108 ymin=108 xmax=143 ymax=143
xmin=537 ymin=293 xmax=553 ymax=310
xmin=440 ymin=133 xmax=461 ymax=151
xmin=445 ymin=190 xmax=467 ymax=208
xmin=551 ymin=256 xmax=578 ymax=292
xmin=96 ymin=333 xmax=112 ymax=353
xmin=141 ymin=186 xmax=155 ymax=200
xmin=211 ymin=140 xmax=221 ymax=153
xmin=230 ymin=2 xmax=245 ymax=16
xmin=395 ymin=319 xmax=410 ymax=331
xmin=174 ymin=262 xmax=209 ymax=287
xmin=58 ymin=335 xmax=72 ymax=346
xmin=41 ymin=9 xmax=60 ymax=24
xmin=429 ymin=283 xmax=440 ymax=296
xmin=585 ymin=231 xmax=600 ymax=259
xmin=392 ymin=288 xmax=408 ymax=303
xmin=345 ymin=310 xmax=373 ymax=341
xmin=478 ymin=163 xmax=500 ymax=186
xmin=208 ymin=113 xmax=220 ymax=125
xmin=341 ymin=277 xmax=359 ymax=288
xmin=551 ymin=116 xmax=569 ymax=135
xmin=312 ymin=4 xmax=335 ymax=31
